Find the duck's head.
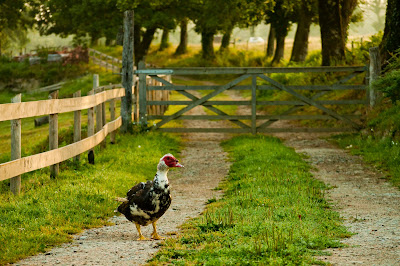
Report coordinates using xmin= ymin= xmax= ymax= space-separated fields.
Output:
xmin=159 ymin=154 xmax=184 ymax=170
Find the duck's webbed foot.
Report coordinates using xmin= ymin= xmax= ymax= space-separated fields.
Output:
xmin=151 ymin=222 xmax=165 ymax=240
xmin=135 ymin=223 xmax=149 ymax=241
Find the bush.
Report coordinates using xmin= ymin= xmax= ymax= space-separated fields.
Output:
xmin=374 ymin=70 xmax=400 ymax=103
xmin=0 ymin=53 xmax=88 ymax=91
xmin=373 ymin=48 xmax=400 ymax=104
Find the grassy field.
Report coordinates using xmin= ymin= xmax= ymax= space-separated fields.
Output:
xmin=150 ymin=135 xmax=350 ymax=265
xmin=0 ymin=132 xmax=181 ymax=264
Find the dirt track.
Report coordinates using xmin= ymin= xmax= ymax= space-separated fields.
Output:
xmin=273 ymin=129 xmax=400 ymax=265
xmin=15 ymin=91 xmax=400 ymax=265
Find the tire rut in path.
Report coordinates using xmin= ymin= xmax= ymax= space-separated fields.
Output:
xmin=16 ymin=106 xmax=231 ymax=266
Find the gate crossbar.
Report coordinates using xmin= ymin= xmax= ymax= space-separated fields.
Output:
xmin=151 ymin=76 xmax=250 ymax=129
xmin=257 ymin=70 xmax=365 ymax=129
xmin=257 ymin=74 xmax=361 ymax=130
xmin=149 ymin=74 xmax=251 ymax=129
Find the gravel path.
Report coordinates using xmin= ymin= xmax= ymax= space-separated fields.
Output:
xmin=272 ymin=129 xmax=400 ymax=265
xmin=14 ymin=88 xmax=400 ymax=265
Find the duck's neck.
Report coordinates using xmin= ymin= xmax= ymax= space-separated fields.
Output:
xmin=154 ymin=162 xmax=169 ymax=189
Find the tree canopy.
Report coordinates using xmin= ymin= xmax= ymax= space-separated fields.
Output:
xmin=2 ymin=0 xmax=398 ymax=66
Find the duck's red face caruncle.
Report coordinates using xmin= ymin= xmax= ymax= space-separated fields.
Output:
xmin=162 ymin=155 xmax=184 ymax=168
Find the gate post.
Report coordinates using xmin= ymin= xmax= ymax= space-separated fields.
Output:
xmin=251 ymin=75 xmax=257 ymax=135
xmin=138 ymin=61 xmax=148 ymax=126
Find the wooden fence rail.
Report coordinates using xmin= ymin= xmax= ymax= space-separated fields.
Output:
xmin=89 ymin=48 xmax=122 ymax=73
xmin=0 ymin=77 xmax=125 ymax=195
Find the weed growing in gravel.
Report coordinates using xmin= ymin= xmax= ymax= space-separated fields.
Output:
xmin=150 ymin=135 xmax=349 ymax=265
xmin=0 ymin=132 xmax=181 ymax=264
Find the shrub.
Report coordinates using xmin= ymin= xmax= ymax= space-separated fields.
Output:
xmin=373 ymin=70 xmax=400 ymax=104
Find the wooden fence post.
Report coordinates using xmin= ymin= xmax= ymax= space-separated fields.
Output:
xmin=94 ymin=75 xmax=105 ymax=149
xmin=251 ymin=75 xmax=257 ymax=135
xmin=110 ymin=97 xmax=116 ymax=144
xmin=49 ymin=90 xmax=59 ymax=178
xmin=73 ymin=90 xmax=81 ymax=163
xmin=10 ymin=93 xmax=21 ymax=195
xmin=105 ymin=55 xmax=108 ymax=72
xmin=102 ymin=87 xmax=106 ymax=128
xmin=95 ymin=86 xmax=106 ymax=148
xmin=87 ymin=74 xmax=97 ymax=164
xmin=138 ymin=61 xmax=148 ymax=126
xmin=369 ymin=47 xmax=381 ymax=108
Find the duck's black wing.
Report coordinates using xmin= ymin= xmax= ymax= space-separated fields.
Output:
xmin=117 ymin=180 xmax=155 ymax=216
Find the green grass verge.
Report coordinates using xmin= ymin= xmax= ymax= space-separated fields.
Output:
xmin=150 ymin=135 xmax=349 ymax=265
xmin=0 ymin=131 xmax=181 ymax=264
xmin=330 ymin=103 xmax=400 ymax=189
xmin=331 ymin=134 xmax=400 ymax=189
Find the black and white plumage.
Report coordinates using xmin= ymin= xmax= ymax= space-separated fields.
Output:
xmin=116 ymin=154 xmax=183 ymax=240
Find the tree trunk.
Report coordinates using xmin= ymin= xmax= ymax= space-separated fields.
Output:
xmin=290 ymin=5 xmax=312 ymax=62
xmin=266 ymin=25 xmax=276 ymax=57
xmin=105 ymin=38 xmax=113 ymax=46
xmin=272 ymin=33 xmax=286 ymax=64
xmin=201 ymin=30 xmax=215 ymax=60
xmin=380 ymin=0 xmax=400 ymax=65
xmin=220 ymin=25 xmax=233 ymax=52
xmin=159 ymin=29 xmax=170 ymax=51
xmin=90 ymin=30 xmax=101 ymax=46
xmin=341 ymin=0 xmax=358 ymax=42
xmin=134 ymin=23 xmax=141 ymax=55
xmin=271 ymin=15 xmax=289 ymax=65
xmin=318 ymin=0 xmax=345 ymax=66
xmin=135 ymin=27 xmax=157 ymax=65
xmin=174 ymin=18 xmax=188 ymax=55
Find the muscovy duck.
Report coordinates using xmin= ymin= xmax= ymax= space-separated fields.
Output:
xmin=116 ymin=154 xmax=183 ymax=240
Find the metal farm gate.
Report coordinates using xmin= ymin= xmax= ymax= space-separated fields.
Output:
xmin=135 ymin=61 xmax=368 ymax=134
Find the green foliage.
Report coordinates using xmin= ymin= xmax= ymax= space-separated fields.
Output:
xmin=0 ymin=132 xmax=181 ymax=264
xmin=384 ymin=48 xmax=400 ymax=72
xmin=148 ymin=46 xmax=268 ymax=68
xmin=0 ymin=0 xmax=30 ymax=32
xmin=370 ymin=47 xmax=400 ymax=104
xmin=0 ymin=57 xmax=88 ymax=93
xmin=345 ymin=31 xmax=383 ymax=65
xmin=151 ymin=135 xmax=349 ymax=265
xmin=373 ymin=69 xmax=400 ymax=103
xmin=35 ymin=0 xmax=122 ymax=43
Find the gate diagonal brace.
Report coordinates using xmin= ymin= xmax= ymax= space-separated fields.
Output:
xmin=150 ymin=74 xmax=252 ymax=129
xmin=151 ymin=75 xmax=250 ymax=129
xmin=257 ymin=70 xmax=365 ymax=129
xmin=257 ymin=74 xmax=361 ymax=130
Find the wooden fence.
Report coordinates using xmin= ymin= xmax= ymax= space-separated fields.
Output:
xmin=89 ymin=48 xmax=122 ymax=73
xmin=0 ymin=73 xmax=171 ymax=195
xmin=0 ymin=75 xmax=123 ymax=195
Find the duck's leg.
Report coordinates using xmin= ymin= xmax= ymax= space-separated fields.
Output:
xmin=151 ymin=221 xmax=164 ymax=240
xmin=135 ymin=223 xmax=148 ymax=241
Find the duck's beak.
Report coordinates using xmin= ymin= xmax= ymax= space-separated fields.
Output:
xmin=175 ymin=160 xmax=184 ymax=168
